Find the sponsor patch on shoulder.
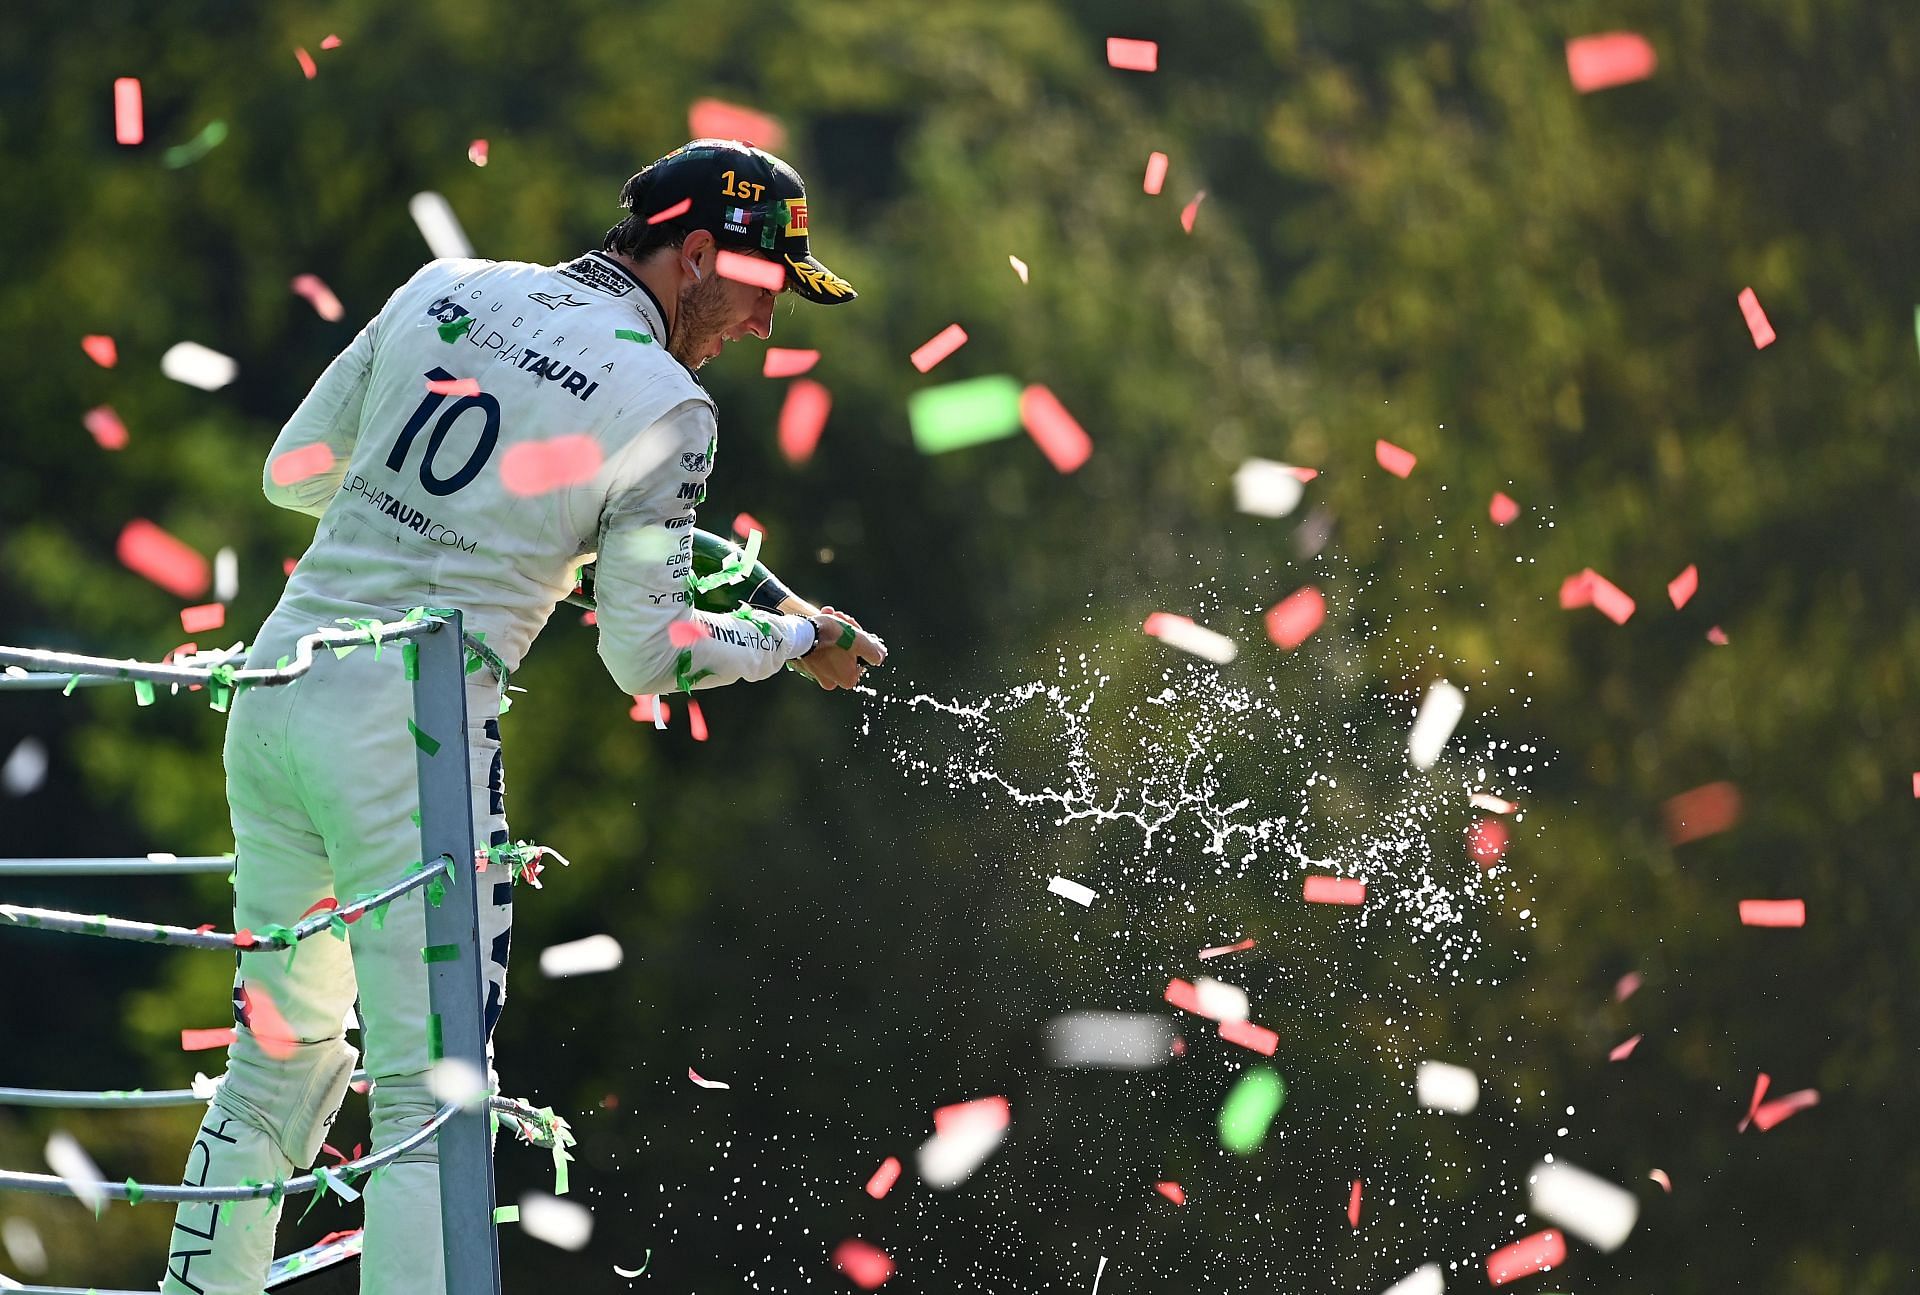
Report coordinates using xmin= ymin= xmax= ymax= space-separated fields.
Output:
xmin=558 ymin=257 xmax=634 ymax=297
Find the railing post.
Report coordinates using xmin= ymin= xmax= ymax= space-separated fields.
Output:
xmin=411 ymin=612 xmax=503 ymax=1295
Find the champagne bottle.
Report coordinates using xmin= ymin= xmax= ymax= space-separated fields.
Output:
xmin=567 ymin=528 xmax=801 ymax=617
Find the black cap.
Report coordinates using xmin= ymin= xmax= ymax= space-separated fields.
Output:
xmin=618 ymin=139 xmax=856 ymax=305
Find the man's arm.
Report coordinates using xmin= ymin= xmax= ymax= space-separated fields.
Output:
xmin=261 ymin=313 xmax=379 ymax=517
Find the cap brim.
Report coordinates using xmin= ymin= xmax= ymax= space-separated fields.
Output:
xmin=785 ymin=253 xmax=857 ymax=305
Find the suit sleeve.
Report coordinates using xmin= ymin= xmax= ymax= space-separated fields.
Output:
xmin=592 ymin=398 xmax=814 ymax=696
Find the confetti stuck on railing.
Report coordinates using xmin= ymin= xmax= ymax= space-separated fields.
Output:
xmin=779 ymin=378 xmax=831 ymax=463
xmin=161 ymin=341 xmax=239 ymax=391
xmin=1264 ymin=586 xmax=1325 ymax=650
xmin=1565 ymin=32 xmax=1657 ymax=93
xmin=688 ymin=98 xmax=786 ymax=150
xmin=1486 ymin=1229 xmax=1566 ymax=1285
xmin=291 ymin=274 xmax=345 ymax=321
xmin=1143 ymin=151 xmax=1168 ymax=194
xmin=1106 ymin=37 xmax=1158 ymax=71
xmin=716 ymin=250 xmax=785 ymax=292
xmin=864 ymin=1156 xmax=901 ymax=1199
xmin=117 ymin=520 xmax=211 ymax=598
xmin=84 ymin=405 xmax=128 ymax=450
xmin=1529 ymin=1159 xmax=1638 ymax=1251
xmin=763 ymin=347 xmax=820 ymax=378
xmin=832 ymin=1237 xmax=894 ymax=1290
xmin=1738 ymin=286 xmax=1777 ymax=349
xmin=910 ymin=324 xmax=968 ymax=374
xmin=1414 ymin=1059 xmax=1479 ymax=1114
xmin=538 ymin=934 xmax=623 ymax=978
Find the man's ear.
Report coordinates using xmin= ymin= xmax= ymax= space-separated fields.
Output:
xmin=681 ymin=228 xmax=716 ymax=270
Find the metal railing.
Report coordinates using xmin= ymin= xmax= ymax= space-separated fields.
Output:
xmin=0 ymin=613 xmax=505 ymax=1295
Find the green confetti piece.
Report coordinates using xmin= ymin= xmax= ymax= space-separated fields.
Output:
xmin=614 ymin=328 xmax=653 ymax=344
xmin=402 ymin=642 xmax=419 ymax=680
xmin=133 ymin=679 xmax=155 ymax=707
xmin=421 ymin=943 xmax=460 ymax=964
xmin=426 ymin=876 xmax=446 ymax=908
xmin=329 ymin=914 xmax=349 ymax=940
xmin=493 ymin=1205 xmax=520 ymax=1224
xmin=124 ymin=1177 xmax=143 ymax=1206
xmin=908 ymin=374 xmax=1024 ymax=455
xmin=407 ymin=719 xmax=441 ymax=755
xmin=428 ymin=1013 xmax=444 ymax=1062
xmin=674 ymin=648 xmax=714 ymax=694
xmin=1219 ymin=1066 xmax=1286 ymax=1154
xmin=439 ymin=314 xmax=475 ymax=343
xmin=63 ymin=675 xmax=80 ymax=696
xmin=162 ymin=119 xmax=227 ymax=169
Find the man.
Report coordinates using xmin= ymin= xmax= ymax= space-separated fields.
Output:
xmin=162 ymin=139 xmax=884 ymax=1295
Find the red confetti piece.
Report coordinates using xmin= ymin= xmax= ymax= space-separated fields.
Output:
xmin=1217 ymin=1017 xmax=1279 ymax=1056
xmin=468 ymin=139 xmax=489 ymax=167
xmin=282 ymin=557 xmax=298 ymax=576
xmin=864 ymin=1156 xmax=902 ymax=1200
xmin=668 ymin=620 xmax=705 ymax=648
xmin=779 ymin=379 xmax=831 ymax=464
xmin=763 ymin=347 xmax=820 ymax=378
xmin=687 ymin=98 xmax=786 ymax=150
xmin=1559 ymin=570 xmax=1593 ymax=609
xmin=1563 ymin=569 xmax=1635 ymax=623
xmin=1179 ymin=190 xmax=1206 ymax=233
xmin=271 ymin=442 xmax=336 ymax=487
xmin=629 ymin=695 xmax=671 ymax=726
xmin=910 ymin=324 xmax=968 ymax=373
xmin=1163 ymin=977 xmax=1203 ymax=1014
xmin=117 ymin=520 xmax=210 ymax=598
xmin=1198 ymin=937 xmax=1256 ymax=960
xmin=83 ymin=405 xmax=128 ymax=450
xmin=1489 ymin=491 xmax=1520 ymax=525
xmin=1739 ymin=898 xmax=1805 ymax=928
xmin=1738 ymin=1073 xmax=1770 ymax=1131
xmin=716 ymin=249 xmax=785 ymax=292
xmin=1609 ymin=1033 xmax=1642 ymax=1062
xmin=1170 ymin=1036 xmax=1186 ymax=1056
xmin=295 ymin=47 xmax=317 ymax=79
xmin=1142 ymin=611 xmax=1191 ymax=637
xmin=733 ymin=512 xmax=762 ymax=538
xmin=1106 ymin=37 xmax=1159 ymax=71
xmin=180 ymin=603 xmax=226 ymax=634
xmin=1264 ymin=586 xmax=1325 ymax=650
xmin=1466 ymin=817 xmax=1508 ymax=866
xmin=1154 ymin=1181 xmax=1186 ymax=1205
xmin=1649 ymin=1168 xmax=1672 ymax=1192
xmin=232 ymin=928 xmax=256 ymax=948
xmin=1614 ymin=971 xmax=1642 ymax=1001
xmin=1667 ymin=563 xmax=1698 ymax=609
xmin=1565 ymin=32 xmax=1657 ymax=93
xmin=1751 ymin=1088 xmax=1819 ymax=1131
xmin=113 ymin=78 xmax=143 ymax=145
xmin=831 ymin=1238 xmax=894 ymax=1290
xmin=1143 ymin=151 xmax=1168 ymax=195
xmin=1914 ymin=771 xmax=1920 ymax=798
xmin=1303 ymin=875 xmax=1365 ymax=905
xmin=1706 ymin=625 xmax=1729 ymax=645
xmin=426 ymin=376 xmax=481 ymax=397
xmin=290 ymin=273 xmax=345 ymax=322
xmin=320 ymin=34 xmax=341 ymax=49
xmin=647 ymin=196 xmax=693 ymax=226
xmin=1289 ymin=465 xmax=1319 ymax=482
xmin=1020 ymin=384 xmax=1092 ymax=473
xmin=181 ymin=1027 xmax=236 ymax=1051
xmin=933 ymin=1096 xmax=1010 ymax=1135
xmin=299 ymin=897 xmax=340 ymax=920
xmin=82 ymin=334 xmax=118 ymax=368
xmin=1663 ymin=781 xmax=1741 ymax=845
xmin=1738 ymin=287 xmax=1776 ymax=349
xmin=1347 ymin=1178 xmax=1363 ymax=1228
xmin=1374 ymin=439 xmax=1416 ymax=478
xmin=501 ymin=434 xmax=603 ymax=496
xmin=687 ymin=1067 xmax=730 ymax=1089
xmin=686 ymin=698 xmax=709 ymax=742
xmin=1488 ymin=1231 xmax=1566 ymax=1285
xmin=239 ymin=985 xmax=299 ymax=1060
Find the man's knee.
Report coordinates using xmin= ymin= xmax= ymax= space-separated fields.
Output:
xmin=212 ymin=1036 xmax=358 ymax=1166
xmin=369 ymin=1073 xmax=443 ymax=1165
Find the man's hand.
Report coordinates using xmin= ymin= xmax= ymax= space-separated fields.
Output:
xmin=794 ymin=607 xmax=885 ymax=690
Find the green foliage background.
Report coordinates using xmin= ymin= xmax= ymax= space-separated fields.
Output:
xmin=1 ymin=0 xmax=1916 ymax=1290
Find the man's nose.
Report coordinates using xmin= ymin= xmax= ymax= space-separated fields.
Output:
xmin=746 ymin=294 xmax=775 ymax=340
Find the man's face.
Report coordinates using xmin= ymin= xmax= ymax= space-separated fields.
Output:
xmin=668 ymin=248 xmax=780 ymax=370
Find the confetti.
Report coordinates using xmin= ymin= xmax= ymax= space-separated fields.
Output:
xmin=1020 ymin=384 xmax=1093 ymax=472
xmin=409 ymin=191 xmax=474 ymax=258
xmin=320 ymin=34 xmax=341 ymax=49
xmin=180 ymin=1027 xmax=235 ymax=1052
xmin=1609 ymin=1033 xmax=1641 ymax=1061
xmin=1663 ymin=780 xmax=1741 ymax=845
xmin=1490 ymin=491 xmax=1520 ymax=525
xmin=1198 ymin=937 xmax=1256 ymax=960
xmin=686 ymin=698 xmax=709 ymax=742
xmin=864 ymin=1157 xmax=902 ymax=1200
xmin=1649 ymin=1168 xmax=1672 ymax=1192
xmin=1374 ymin=439 xmax=1417 ymax=478
xmin=1008 ymin=254 xmax=1029 ymax=283
xmin=1233 ymin=458 xmax=1307 ymax=517
xmin=1667 ymin=564 xmax=1698 ymax=609
xmin=1751 ymin=1088 xmax=1819 ymax=1131
xmin=1154 ymin=1181 xmax=1185 ymax=1205
xmin=1706 ymin=625 xmax=1728 ymax=644
xmin=1179 ymin=190 xmax=1206 ymax=233
xmin=832 ymin=1238 xmax=894 ymax=1290
xmin=44 ymin=1132 xmax=107 ymax=1213
xmin=933 ymin=1096 xmax=1010 ymax=1135
xmin=162 ymin=119 xmax=228 ymax=169
xmin=295 ymin=47 xmax=317 ymax=79
xmin=669 ymin=620 xmax=705 ymax=648
xmin=112 ymin=77 xmax=143 ymax=145
xmin=1471 ymin=792 xmax=1518 ymax=814
xmin=1561 ymin=568 xmax=1635 ymax=623
xmin=1565 ymin=32 xmax=1658 ymax=93
xmin=161 ymin=341 xmax=239 ymax=391
xmin=1047 ymin=875 xmax=1097 ymax=906
xmin=763 ymin=347 xmax=820 ymax=378
xmin=502 ymin=435 xmax=604 ymax=495
xmin=630 ymin=695 xmax=670 ymax=728
xmin=909 ymin=374 xmax=1023 ymax=453
xmin=1045 ymin=1012 xmax=1171 ymax=1069
xmin=239 ymin=985 xmax=298 ymax=1060
xmin=1414 ymin=1059 xmax=1479 ymax=1114
xmin=1615 ymin=971 xmax=1643 ymax=1001
xmin=1143 ymin=151 xmax=1168 ymax=195
xmin=271 ymin=443 xmax=336 ymax=487
xmin=1091 ymin=1256 xmax=1108 ymax=1295
xmin=779 ymin=378 xmax=832 ymax=464
xmin=425 ymin=376 xmax=481 ymax=397
xmin=910 ymin=324 xmax=968 ymax=373
xmin=716 ymin=249 xmax=785 ymax=292
xmin=1217 ymin=1017 xmax=1279 ymax=1056
xmin=1264 ymin=586 xmax=1326 ymax=650
xmin=1738 ymin=1073 xmax=1771 ymax=1131
xmin=539 ymin=933 xmax=623 ymax=978
xmin=519 ymin=1193 xmax=592 ymax=1251
xmin=1348 ymin=1178 xmax=1363 ymax=1228
xmin=290 ymin=273 xmax=345 ymax=322
xmin=1486 ymin=1230 xmax=1566 ymax=1285
xmin=2 ymin=738 xmax=49 ymax=796
xmin=1192 ymin=976 xmax=1249 ymax=1021
xmin=117 ymin=520 xmax=210 ymax=598
xmin=1218 ymin=1066 xmax=1285 ymax=1153
xmin=1142 ymin=612 xmax=1237 ymax=665
xmin=647 ymin=196 xmax=693 ymax=225
xmin=731 ymin=512 xmax=762 ymax=539
xmin=688 ymin=1067 xmax=731 ymax=1090
xmin=83 ymin=405 xmax=128 ymax=450
xmin=1466 ymin=816 xmax=1508 ymax=866
xmin=467 ymin=139 xmax=489 ymax=166
xmin=2 ymin=1217 xmax=47 ymax=1274
xmin=1303 ymin=875 xmax=1365 ymax=905
xmin=180 ymin=603 xmax=225 ymax=634
xmin=1739 ymin=899 xmax=1805 ymax=928
xmin=1529 ymin=1160 xmax=1638 ymax=1252
xmin=1408 ymin=679 xmax=1465 ymax=770
xmin=918 ymin=1097 xmax=1008 ymax=1189
xmin=1738 ymin=286 xmax=1776 ymax=348
xmin=426 ymin=1057 xmax=488 ymax=1108
xmin=1106 ymin=37 xmax=1159 ymax=71
xmin=81 ymin=335 xmax=118 ymax=368
xmin=613 ymin=1252 xmax=652 ymax=1279
xmin=1379 ymin=1265 xmax=1443 ymax=1295
xmin=687 ymin=98 xmax=786 ymax=150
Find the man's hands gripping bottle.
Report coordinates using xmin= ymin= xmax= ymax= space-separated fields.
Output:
xmin=569 ymin=529 xmax=885 ymax=690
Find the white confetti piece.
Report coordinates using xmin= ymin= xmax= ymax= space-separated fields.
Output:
xmin=43 ymin=1132 xmax=106 ymax=1212
xmin=1414 ymin=1059 xmax=1480 ymax=1114
xmin=1408 ymin=680 xmax=1465 ymax=771
xmin=1470 ymin=792 xmax=1517 ymax=814
xmin=2 ymin=1217 xmax=48 ymax=1275
xmin=1379 ymin=1262 xmax=1444 ymax=1295
xmin=1143 ymin=613 xmax=1237 ymax=665
xmin=213 ymin=546 xmax=239 ymax=603
xmin=538 ymin=933 xmax=623 ymax=979
xmin=1047 ymin=876 xmax=1097 ymax=906
xmin=1232 ymin=458 xmax=1307 ymax=518
xmin=1045 ymin=1011 xmax=1171 ymax=1069
xmin=1528 ymin=1159 xmax=1638 ymax=1252
xmin=518 ymin=1192 xmax=592 ymax=1251
xmin=1009 ymin=254 xmax=1029 ymax=283
xmin=160 ymin=342 xmax=238 ymax=391
xmin=425 ymin=1057 xmax=488 ymax=1108
xmin=409 ymin=190 xmax=474 ymax=259
xmin=688 ymin=1067 xmax=730 ymax=1089
xmin=613 ymin=1251 xmax=652 ymax=1278
xmin=190 ymin=1071 xmax=220 ymax=1099
xmin=1091 ymin=1256 xmax=1108 ymax=1294
xmin=2 ymin=738 xmax=48 ymax=796
xmin=1193 ymin=977 xmax=1249 ymax=1022
xmin=916 ymin=1111 xmax=1006 ymax=1190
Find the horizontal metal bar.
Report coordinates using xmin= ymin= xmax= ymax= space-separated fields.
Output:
xmin=0 ymin=672 xmax=124 ymax=691
xmin=1 ymin=1225 xmax=363 ymax=1293
xmin=0 ymin=855 xmax=235 ymax=877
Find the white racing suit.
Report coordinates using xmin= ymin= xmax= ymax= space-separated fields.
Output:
xmin=163 ymin=252 xmax=817 ymax=1295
